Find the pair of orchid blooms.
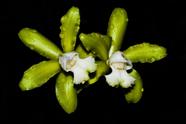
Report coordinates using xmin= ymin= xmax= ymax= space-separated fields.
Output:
xmin=18 ymin=6 xmax=167 ymax=113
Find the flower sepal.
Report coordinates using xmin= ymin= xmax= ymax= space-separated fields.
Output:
xmin=79 ymin=33 xmax=111 ymax=61
xmin=125 ymin=69 xmax=144 ymax=103
xmin=56 ymin=72 xmax=77 ymax=114
xmin=19 ymin=60 xmax=61 ymax=91
xmin=124 ymin=42 xmax=167 ymax=63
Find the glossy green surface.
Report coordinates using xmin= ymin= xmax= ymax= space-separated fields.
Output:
xmin=79 ymin=33 xmax=111 ymax=60
xmin=18 ymin=28 xmax=63 ymax=60
xmin=107 ymin=8 xmax=128 ymax=56
xmin=125 ymin=69 xmax=143 ymax=103
xmin=19 ymin=60 xmax=61 ymax=91
xmin=88 ymin=61 xmax=109 ymax=84
xmin=56 ymin=72 xmax=77 ymax=114
xmin=124 ymin=42 xmax=167 ymax=63
xmin=60 ymin=6 xmax=80 ymax=52
xmin=75 ymin=45 xmax=89 ymax=58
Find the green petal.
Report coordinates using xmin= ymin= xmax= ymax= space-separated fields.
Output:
xmin=124 ymin=42 xmax=167 ymax=63
xmin=79 ymin=33 xmax=111 ymax=60
xmin=75 ymin=45 xmax=89 ymax=58
xmin=125 ymin=69 xmax=143 ymax=103
xmin=77 ymin=61 xmax=109 ymax=94
xmin=18 ymin=28 xmax=63 ymax=60
xmin=107 ymin=8 xmax=128 ymax=56
xmin=60 ymin=6 xmax=80 ymax=52
xmin=56 ymin=72 xmax=77 ymax=114
xmin=19 ymin=60 xmax=61 ymax=91
xmin=88 ymin=61 xmax=109 ymax=84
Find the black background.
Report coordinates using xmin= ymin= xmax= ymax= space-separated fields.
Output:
xmin=3 ymin=0 xmax=186 ymax=123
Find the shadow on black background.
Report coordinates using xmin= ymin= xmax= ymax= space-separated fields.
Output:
xmin=2 ymin=0 xmax=186 ymax=123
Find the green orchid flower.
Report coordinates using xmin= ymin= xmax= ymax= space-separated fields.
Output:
xmin=18 ymin=6 xmax=97 ymax=114
xmin=80 ymin=8 xmax=167 ymax=103
xmin=106 ymin=8 xmax=166 ymax=103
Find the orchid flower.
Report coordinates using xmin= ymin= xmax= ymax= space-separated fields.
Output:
xmin=105 ymin=8 xmax=167 ymax=103
xmin=80 ymin=8 xmax=167 ymax=103
xmin=18 ymin=7 xmax=97 ymax=114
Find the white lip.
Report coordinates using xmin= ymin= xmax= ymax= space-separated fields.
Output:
xmin=59 ymin=51 xmax=97 ymax=84
xmin=105 ymin=51 xmax=135 ymax=88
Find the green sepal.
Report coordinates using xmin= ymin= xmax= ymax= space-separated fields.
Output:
xmin=19 ymin=60 xmax=61 ymax=91
xmin=124 ymin=42 xmax=167 ymax=63
xmin=88 ymin=61 xmax=109 ymax=84
xmin=79 ymin=33 xmax=111 ymax=61
xmin=107 ymin=8 xmax=128 ymax=56
xmin=125 ymin=69 xmax=143 ymax=103
xmin=18 ymin=28 xmax=63 ymax=60
xmin=77 ymin=61 xmax=109 ymax=94
xmin=55 ymin=72 xmax=77 ymax=114
xmin=75 ymin=44 xmax=89 ymax=58
xmin=60 ymin=6 xmax=80 ymax=52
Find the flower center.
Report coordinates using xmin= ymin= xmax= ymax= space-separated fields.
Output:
xmin=111 ymin=62 xmax=125 ymax=70
xmin=58 ymin=52 xmax=79 ymax=72
xmin=66 ymin=57 xmax=77 ymax=70
xmin=108 ymin=51 xmax=133 ymax=71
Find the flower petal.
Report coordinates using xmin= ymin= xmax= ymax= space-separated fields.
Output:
xmin=79 ymin=33 xmax=111 ymax=60
xmin=56 ymin=72 xmax=77 ymax=114
xmin=124 ymin=42 xmax=167 ymax=63
xmin=105 ymin=70 xmax=119 ymax=87
xmin=71 ymin=66 xmax=89 ymax=84
xmin=88 ymin=61 xmax=109 ymax=84
xmin=60 ymin=6 xmax=80 ymax=52
xmin=75 ymin=45 xmax=89 ymax=58
xmin=18 ymin=28 xmax=63 ymax=60
xmin=107 ymin=8 xmax=128 ymax=56
xmin=77 ymin=56 xmax=97 ymax=73
xmin=119 ymin=70 xmax=135 ymax=88
xmin=125 ymin=69 xmax=143 ymax=103
xmin=105 ymin=69 xmax=135 ymax=88
xmin=19 ymin=60 xmax=61 ymax=91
